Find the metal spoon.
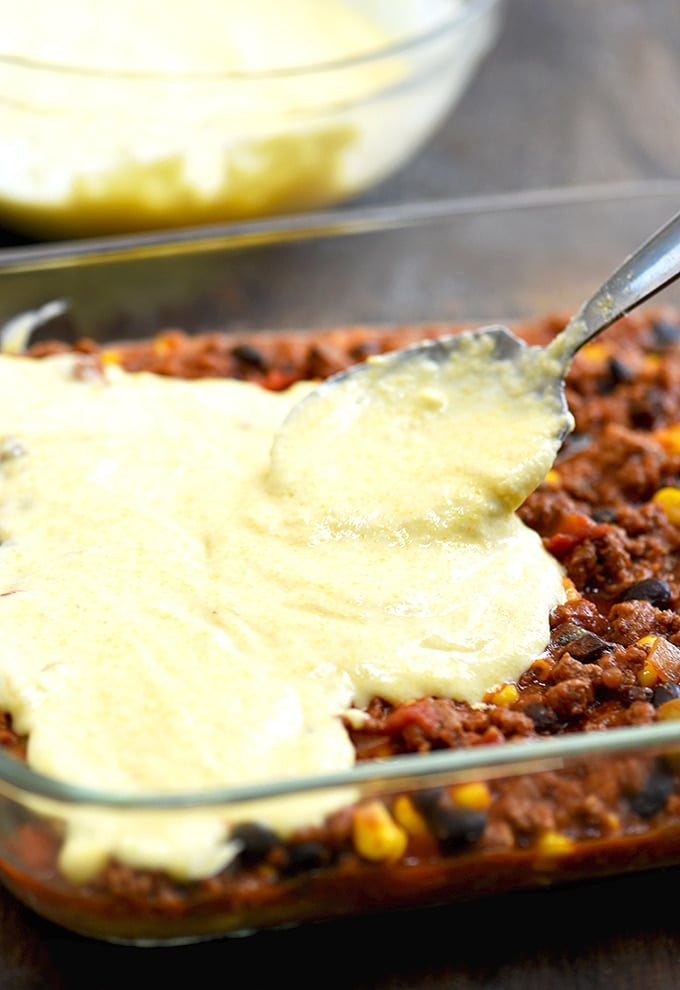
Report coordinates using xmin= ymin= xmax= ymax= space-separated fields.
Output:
xmin=268 ymin=207 xmax=680 ymax=525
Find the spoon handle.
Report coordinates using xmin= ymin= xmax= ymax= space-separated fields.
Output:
xmin=547 ymin=207 xmax=680 ymax=370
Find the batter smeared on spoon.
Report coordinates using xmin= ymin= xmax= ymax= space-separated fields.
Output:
xmin=271 ymin=205 xmax=680 ymax=532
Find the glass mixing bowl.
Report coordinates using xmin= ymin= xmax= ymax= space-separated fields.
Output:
xmin=0 ymin=0 xmax=505 ymax=239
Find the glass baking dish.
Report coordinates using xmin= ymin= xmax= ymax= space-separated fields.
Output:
xmin=2 ymin=180 xmax=680 ymax=945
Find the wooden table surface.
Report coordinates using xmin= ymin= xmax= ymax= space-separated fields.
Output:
xmin=2 ymin=1 xmax=680 ymax=986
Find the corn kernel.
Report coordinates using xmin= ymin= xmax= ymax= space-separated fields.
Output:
xmin=652 ymin=487 xmax=680 ymax=525
xmin=152 ymin=336 xmax=173 ymax=356
xmin=392 ymin=795 xmax=429 ymax=838
xmin=100 ymin=349 xmax=121 ymax=365
xmin=152 ymin=333 xmax=185 ymax=357
xmin=636 ymin=637 xmax=660 ymax=686
xmin=654 ymin=424 xmax=680 ymax=455
xmin=602 ymin=812 xmax=621 ymax=834
xmin=535 ymin=830 xmax=574 ymax=857
xmin=637 ymin=635 xmax=659 ymax=648
xmin=544 ymin=469 xmax=560 ymax=487
xmin=637 ymin=662 xmax=658 ymax=687
xmin=580 ymin=343 xmax=609 ymax=363
xmin=352 ymin=801 xmax=408 ymax=863
xmin=656 ymin=698 xmax=680 ymax=721
xmin=490 ymin=684 xmax=519 ymax=707
xmin=450 ymin=781 xmax=492 ymax=811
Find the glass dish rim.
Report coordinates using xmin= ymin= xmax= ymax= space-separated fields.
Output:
xmin=2 ymin=179 xmax=680 ymax=275
xmin=2 ymin=721 xmax=680 ymax=811
xmin=3 ymin=175 xmax=680 ymax=811
xmin=0 ymin=0 xmax=500 ymax=83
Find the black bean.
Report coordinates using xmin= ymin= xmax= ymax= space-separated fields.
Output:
xmin=411 ymin=789 xmax=487 ymax=853
xmin=652 ymin=681 xmax=680 ymax=707
xmin=619 ymin=577 xmax=672 ymax=610
xmin=282 ymin=841 xmax=330 ymax=876
xmin=231 ymin=344 xmax=269 ymax=369
xmin=230 ymin=821 xmax=280 ymax=866
xmin=592 ymin=507 xmax=617 ymax=523
xmin=626 ymin=766 xmax=675 ymax=818
xmin=552 ymin=622 xmax=589 ymax=649
xmin=427 ymin=805 xmax=487 ymax=854
xmin=607 ymin=356 xmax=635 ymax=383
xmin=521 ymin=701 xmax=560 ymax=733
xmin=551 ymin=623 xmax=608 ymax=660
xmin=411 ymin=787 xmax=446 ymax=815
xmin=652 ymin=319 xmax=680 ymax=348
xmin=567 ymin=631 xmax=609 ymax=663
xmin=630 ymin=390 xmax=665 ymax=429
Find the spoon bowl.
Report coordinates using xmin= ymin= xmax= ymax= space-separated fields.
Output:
xmin=279 ymin=203 xmax=680 ymax=435
xmin=268 ymin=206 xmax=680 ymax=537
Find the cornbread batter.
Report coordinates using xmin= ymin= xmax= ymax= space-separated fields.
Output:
xmin=270 ymin=332 xmax=572 ymax=531
xmin=0 ymin=344 xmax=565 ymax=881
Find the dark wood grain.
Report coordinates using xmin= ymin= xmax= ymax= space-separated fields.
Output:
xmin=1 ymin=1 xmax=680 ymax=985
xmin=2 ymin=866 xmax=680 ymax=990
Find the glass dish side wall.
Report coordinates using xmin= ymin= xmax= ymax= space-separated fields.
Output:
xmin=1 ymin=183 xmax=680 ymax=346
xmin=1 ymin=724 xmax=680 ymax=944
